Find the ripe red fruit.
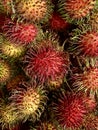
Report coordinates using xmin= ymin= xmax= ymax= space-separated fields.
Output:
xmin=70 ymin=28 xmax=98 ymax=58
xmin=49 ymin=12 xmax=69 ymax=31
xmin=58 ymin=0 xmax=96 ymax=23
xmin=23 ymin=36 xmax=69 ymax=84
xmin=79 ymin=31 xmax=98 ymax=57
xmin=2 ymin=19 xmax=38 ymax=45
xmin=72 ymin=66 xmax=98 ymax=95
xmin=53 ymin=92 xmax=87 ymax=130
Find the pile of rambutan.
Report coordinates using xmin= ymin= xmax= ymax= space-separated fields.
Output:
xmin=0 ymin=0 xmax=98 ymax=130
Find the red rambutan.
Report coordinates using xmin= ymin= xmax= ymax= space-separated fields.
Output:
xmin=49 ymin=12 xmax=69 ymax=31
xmin=72 ymin=66 xmax=98 ymax=95
xmin=9 ymin=81 xmax=48 ymax=122
xmin=69 ymin=27 xmax=98 ymax=59
xmin=58 ymin=0 xmax=96 ymax=23
xmin=2 ymin=19 xmax=39 ymax=45
xmin=53 ymin=92 xmax=87 ymax=130
xmin=23 ymin=33 xmax=69 ymax=85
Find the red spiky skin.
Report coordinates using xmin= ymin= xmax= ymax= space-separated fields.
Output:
xmin=23 ymin=40 xmax=69 ymax=84
xmin=49 ymin=12 xmax=69 ymax=31
xmin=53 ymin=92 xmax=87 ymax=130
xmin=78 ymin=31 xmax=98 ymax=57
xmin=64 ymin=0 xmax=95 ymax=19
xmin=72 ymin=66 xmax=98 ymax=94
xmin=2 ymin=19 xmax=38 ymax=45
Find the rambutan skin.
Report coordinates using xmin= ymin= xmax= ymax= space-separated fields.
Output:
xmin=64 ymin=0 xmax=95 ymax=19
xmin=2 ymin=19 xmax=38 ymax=45
xmin=69 ymin=28 xmax=98 ymax=58
xmin=83 ymin=114 xmax=98 ymax=130
xmin=72 ymin=66 xmax=98 ymax=95
xmin=0 ymin=103 xmax=20 ymax=129
xmin=53 ymin=92 xmax=87 ymax=130
xmin=57 ymin=0 xmax=96 ymax=23
xmin=15 ymin=0 xmax=53 ymax=23
xmin=79 ymin=31 xmax=98 ymax=57
xmin=23 ymin=38 xmax=69 ymax=84
xmin=49 ymin=12 xmax=69 ymax=31
xmin=0 ymin=39 xmax=25 ymax=58
xmin=9 ymin=82 xmax=48 ymax=122
xmin=0 ymin=0 xmax=12 ymax=14
xmin=0 ymin=60 xmax=11 ymax=83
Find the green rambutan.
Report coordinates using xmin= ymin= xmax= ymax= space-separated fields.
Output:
xmin=57 ymin=0 xmax=96 ymax=24
xmin=0 ymin=102 xmax=20 ymax=129
xmin=14 ymin=0 xmax=54 ymax=24
xmin=0 ymin=59 xmax=12 ymax=83
xmin=0 ymin=38 xmax=25 ymax=59
xmin=23 ymin=32 xmax=70 ymax=86
xmin=9 ymin=81 xmax=48 ymax=123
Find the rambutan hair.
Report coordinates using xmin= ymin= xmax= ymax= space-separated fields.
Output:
xmin=83 ymin=113 xmax=98 ymax=130
xmin=23 ymin=32 xmax=70 ymax=85
xmin=9 ymin=81 xmax=48 ymax=123
xmin=57 ymin=0 xmax=96 ymax=24
xmin=2 ymin=18 xmax=39 ymax=46
xmin=52 ymin=91 xmax=87 ymax=130
xmin=0 ymin=59 xmax=12 ymax=83
xmin=14 ymin=0 xmax=54 ymax=24
xmin=69 ymin=26 xmax=98 ymax=59
xmin=72 ymin=66 xmax=98 ymax=95
xmin=0 ymin=102 xmax=20 ymax=129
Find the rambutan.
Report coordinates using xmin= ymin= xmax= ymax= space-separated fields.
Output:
xmin=15 ymin=0 xmax=53 ymax=24
xmin=69 ymin=27 xmax=98 ymax=58
xmin=49 ymin=12 xmax=69 ymax=31
xmin=2 ymin=18 xmax=39 ymax=45
xmin=57 ymin=0 xmax=96 ymax=23
xmin=83 ymin=113 xmax=98 ymax=130
xmin=72 ymin=66 xmax=98 ymax=95
xmin=0 ymin=103 xmax=20 ymax=129
xmin=0 ymin=59 xmax=11 ymax=83
xmin=0 ymin=38 xmax=25 ymax=59
xmin=9 ymin=82 xmax=48 ymax=122
xmin=23 ymin=33 xmax=69 ymax=85
xmin=84 ymin=95 xmax=97 ymax=111
xmin=0 ymin=0 xmax=12 ymax=14
xmin=52 ymin=92 xmax=87 ymax=130
xmin=87 ymin=8 xmax=98 ymax=30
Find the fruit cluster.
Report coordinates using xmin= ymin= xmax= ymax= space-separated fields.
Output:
xmin=0 ymin=0 xmax=98 ymax=130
